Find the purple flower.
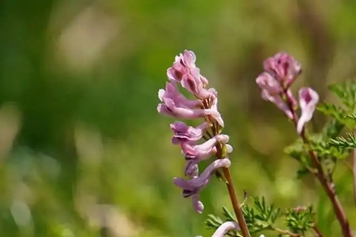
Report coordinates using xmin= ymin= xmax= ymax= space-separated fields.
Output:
xmin=256 ymin=71 xmax=296 ymax=119
xmin=157 ymin=97 xmax=222 ymax=120
xmin=167 ymin=50 xmax=196 ymax=82
xmin=297 ymin=87 xmax=319 ymax=134
xmin=181 ymin=135 xmax=231 ymax=160
xmin=173 ymin=158 xmax=231 ymax=213
xmin=256 ymin=72 xmax=283 ymax=95
xmin=158 ymin=82 xmax=201 ymax=109
xmin=261 ymin=89 xmax=293 ymax=119
xmin=211 ymin=221 xmax=240 ymax=237
xmin=263 ymin=52 xmax=301 ymax=88
xmin=167 ymin=50 xmax=214 ymax=99
xmin=170 ymin=121 xmax=210 ymax=144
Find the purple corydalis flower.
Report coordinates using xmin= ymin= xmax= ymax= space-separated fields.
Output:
xmin=158 ymin=82 xmax=202 ymax=109
xmin=173 ymin=158 xmax=231 ymax=213
xmin=170 ymin=121 xmax=210 ymax=144
xmin=256 ymin=72 xmax=294 ymax=118
xmin=211 ymin=221 xmax=240 ymax=237
xmin=297 ymin=87 xmax=319 ymax=134
xmin=263 ymin=52 xmax=301 ymax=88
xmin=157 ymin=97 xmax=222 ymax=121
xmin=256 ymin=72 xmax=283 ymax=95
xmin=181 ymin=134 xmax=231 ymax=160
xmin=167 ymin=50 xmax=213 ymax=99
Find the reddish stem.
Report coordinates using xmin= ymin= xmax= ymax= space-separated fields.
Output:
xmin=285 ymin=90 xmax=353 ymax=237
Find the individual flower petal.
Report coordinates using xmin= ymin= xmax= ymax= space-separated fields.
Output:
xmin=159 ymin=82 xmax=201 ymax=109
xmin=211 ymin=221 xmax=240 ymax=237
xmin=256 ymin=72 xmax=282 ymax=95
xmin=167 ymin=50 xmax=196 ymax=82
xmin=181 ymin=135 xmax=230 ymax=160
xmin=173 ymin=158 xmax=231 ymax=213
xmin=170 ymin=121 xmax=210 ymax=144
xmin=263 ymin=52 xmax=302 ymax=88
xmin=185 ymin=160 xmax=199 ymax=177
xmin=297 ymin=87 xmax=319 ymax=134
xmin=261 ymin=90 xmax=293 ymax=119
xmin=209 ymin=95 xmax=224 ymax=126
xmin=192 ymin=193 xmax=204 ymax=213
xmin=157 ymin=97 xmax=221 ymax=120
xmin=173 ymin=158 xmax=231 ymax=195
xmin=182 ymin=50 xmax=197 ymax=68
xmin=181 ymin=67 xmax=212 ymax=99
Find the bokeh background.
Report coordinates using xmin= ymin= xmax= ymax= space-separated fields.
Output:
xmin=1 ymin=0 xmax=356 ymax=236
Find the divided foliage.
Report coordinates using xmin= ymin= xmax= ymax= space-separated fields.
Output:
xmin=285 ymin=81 xmax=356 ymax=178
xmin=206 ymin=197 xmax=315 ymax=237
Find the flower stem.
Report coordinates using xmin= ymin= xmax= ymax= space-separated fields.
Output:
xmin=313 ymin=224 xmax=325 ymax=237
xmin=284 ymin=90 xmax=353 ymax=237
xmin=216 ymin=143 xmax=251 ymax=237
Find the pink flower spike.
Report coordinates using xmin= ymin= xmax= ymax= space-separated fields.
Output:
xmin=212 ymin=221 xmax=240 ymax=237
xmin=181 ymin=134 xmax=230 ymax=160
xmin=297 ymin=87 xmax=319 ymax=134
xmin=263 ymin=52 xmax=302 ymax=88
xmin=170 ymin=121 xmax=210 ymax=144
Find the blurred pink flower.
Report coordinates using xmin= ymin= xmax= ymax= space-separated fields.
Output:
xmin=297 ymin=87 xmax=319 ymax=134
xmin=256 ymin=72 xmax=283 ymax=95
xmin=263 ymin=52 xmax=301 ymax=88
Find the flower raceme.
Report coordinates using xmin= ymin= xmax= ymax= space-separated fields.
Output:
xmin=256 ymin=52 xmax=319 ymax=134
xmin=157 ymin=50 xmax=232 ymax=215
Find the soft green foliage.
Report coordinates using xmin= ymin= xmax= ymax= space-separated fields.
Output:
xmin=285 ymin=206 xmax=315 ymax=234
xmin=285 ymin=82 xmax=356 ymax=180
xmin=206 ymin=197 xmax=317 ymax=236
xmin=329 ymin=133 xmax=356 ymax=149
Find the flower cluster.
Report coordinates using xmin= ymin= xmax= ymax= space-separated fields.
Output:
xmin=157 ymin=50 xmax=232 ymax=214
xmin=256 ymin=52 xmax=319 ymax=134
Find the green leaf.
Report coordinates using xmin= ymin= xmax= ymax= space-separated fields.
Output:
xmin=222 ymin=206 xmax=236 ymax=222
xmin=329 ymin=133 xmax=356 ymax=149
xmin=285 ymin=206 xmax=315 ymax=233
xmin=205 ymin=214 xmax=223 ymax=229
xmin=321 ymin=119 xmax=344 ymax=139
xmin=317 ymin=103 xmax=349 ymax=124
xmin=328 ymin=81 xmax=356 ymax=109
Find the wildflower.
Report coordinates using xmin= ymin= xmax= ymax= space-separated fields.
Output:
xmin=173 ymin=158 xmax=231 ymax=213
xmin=297 ymin=87 xmax=319 ymax=134
xmin=167 ymin=50 xmax=214 ymax=99
xmin=263 ymin=52 xmax=301 ymax=88
xmin=170 ymin=121 xmax=210 ymax=144
xmin=181 ymin=135 xmax=230 ymax=160
xmin=158 ymin=50 xmax=231 ymax=215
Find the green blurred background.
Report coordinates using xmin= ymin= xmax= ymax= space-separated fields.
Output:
xmin=0 ymin=0 xmax=356 ymax=236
